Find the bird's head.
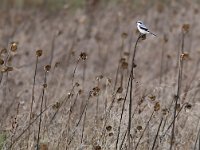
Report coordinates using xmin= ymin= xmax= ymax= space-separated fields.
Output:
xmin=137 ymin=21 xmax=143 ymax=25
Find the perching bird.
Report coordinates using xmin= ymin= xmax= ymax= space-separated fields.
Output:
xmin=137 ymin=21 xmax=156 ymax=36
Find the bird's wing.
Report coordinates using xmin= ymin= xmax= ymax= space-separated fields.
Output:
xmin=139 ymin=24 xmax=149 ymax=31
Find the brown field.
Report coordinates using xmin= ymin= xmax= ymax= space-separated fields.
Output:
xmin=0 ymin=0 xmax=200 ymax=149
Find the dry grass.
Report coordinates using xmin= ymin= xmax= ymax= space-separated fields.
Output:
xmin=0 ymin=1 xmax=200 ymax=150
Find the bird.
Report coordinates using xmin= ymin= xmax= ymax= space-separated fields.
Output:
xmin=136 ymin=21 xmax=156 ymax=36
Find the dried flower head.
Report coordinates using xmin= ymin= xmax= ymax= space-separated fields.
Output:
xmin=149 ymin=95 xmax=156 ymax=101
xmin=94 ymin=145 xmax=101 ymax=150
xmin=162 ymin=108 xmax=169 ymax=115
xmin=154 ymin=102 xmax=160 ymax=111
xmin=78 ymin=89 xmax=83 ymax=95
xmin=180 ymin=53 xmax=190 ymax=60
xmin=0 ymin=58 xmax=4 ymax=65
xmin=43 ymin=83 xmax=47 ymax=88
xmin=121 ymin=32 xmax=128 ymax=39
xmin=108 ymin=132 xmax=113 ymax=136
xmin=185 ymin=103 xmax=192 ymax=110
xmin=137 ymin=126 xmax=143 ymax=131
xmin=75 ymin=82 xmax=80 ymax=87
xmin=92 ymin=86 xmax=100 ymax=96
xmin=140 ymin=34 xmax=146 ymax=41
xmin=0 ymin=66 xmax=13 ymax=72
xmin=121 ymin=61 xmax=128 ymax=69
xmin=80 ymin=52 xmax=87 ymax=60
xmin=182 ymin=24 xmax=190 ymax=33
xmin=39 ymin=143 xmax=48 ymax=150
xmin=36 ymin=50 xmax=43 ymax=57
xmin=54 ymin=61 xmax=60 ymax=68
xmin=106 ymin=126 xmax=112 ymax=131
xmin=52 ymin=102 xmax=61 ymax=109
xmin=44 ymin=65 xmax=51 ymax=72
xmin=10 ymin=42 xmax=18 ymax=52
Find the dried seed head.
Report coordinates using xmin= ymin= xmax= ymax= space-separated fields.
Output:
xmin=54 ymin=62 xmax=60 ymax=68
xmin=78 ymin=89 xmax=83 ymax=95
xmin=0 ymin=66 xmax=13 ymax=72
xmin=94 ymin=145 xmax=101 ymax=150
xmin=39 ymin=143 xmax=48 ymax=150
xmin=80 ymin=52 xmax=87 ymax=60
xmin=0 ymin=58 xmax=4 ymax=65
xmin=162 ymin=108 xmax=169 ymax=115
xmin=52 ymin=102 xmax=61 ymax=109
xmin=44 ymin=65 xmax=51 ymax=72
xmin=92 ymin=86 xmax=100 ymax=96
xmin=121 ymin=61 xmax=128 ymax=69
xmin=182 ymin=24 xmax=190 ymax=33
xmin=120 ymin=58 xmax=126 ymax=63
xmin=180 ymin=53 xmax=189 ymax=60
xmin=43 ymin=83 xmax=47 ymax=88
xmin=149 ymin=95 xmax=156 ymax=101
xmin=154 ymin=102 xmax=160 ymax=111
xmin=121 ymin=32 xmax=128 ymax=39
xmin=108 ymin=132 xmax=113 ymax=136
xmin=106 ymin=126 xmax=112 ymax=131
xmin=140 ymin=34 xmax=146 ymax=41
xmin=137 ymin=126 xmax=143 ymax=131
xmin=36 ymin=50 xmax=43 ymax=57
xmin=75 ymin=82 xmax=80 ymax=87
xmin=185 ymin=103 xmax=192 ymax=110
xmin=10 ymin=42 xmax=18 ymax=52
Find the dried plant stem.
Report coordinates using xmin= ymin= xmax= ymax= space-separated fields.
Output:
xmin=72 ymin=58 xmax=80 ymax=86
xmin=114 ymin=37 xmax=125 ymax=91
xmin=162 ymin=103 xmax=186 ymax=140
xmin=27 ymin=55 xmax=39 ymax=148
xmin=67 ymin=94 xmax=91 ymax=147
xmin=170 ymin=32 xmax=185 ymax=150
xmin=81 ymin=106 xmax=87 ymax=144
xmin=116 ymin=34 xmax=141 ymax=150
xmin=9 ymin=102 xmax=53 ymax=148
xmin=128 ymin=34 xmax=141 ymax=150
xmin=193 ymin=126 xmax=200 ymax=150
xmin=36 ymin=70 xmax=48 ymax=150
xmin=151 ymin=117 xmax=163 ymax=150
xmin=135 ymin=110 xmax=155 ymax=150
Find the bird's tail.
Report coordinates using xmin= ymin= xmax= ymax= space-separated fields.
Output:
xmin=149 ymin=31 xmax=156 ymax=36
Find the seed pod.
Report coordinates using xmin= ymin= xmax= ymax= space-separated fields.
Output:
xmin=36 ymin=50 xmax=43 ymax=57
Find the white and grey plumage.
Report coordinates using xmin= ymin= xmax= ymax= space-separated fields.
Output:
xmin=137 ymin=21 xmax=156 ymax=36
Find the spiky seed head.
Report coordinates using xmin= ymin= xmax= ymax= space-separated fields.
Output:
xmin=10 ymin=42 xmax=18 ymax=52
xmin=36 ymin=50 xmax=43 ymax=57
xmin=44 ymin=65 xmax=51 ymax=72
